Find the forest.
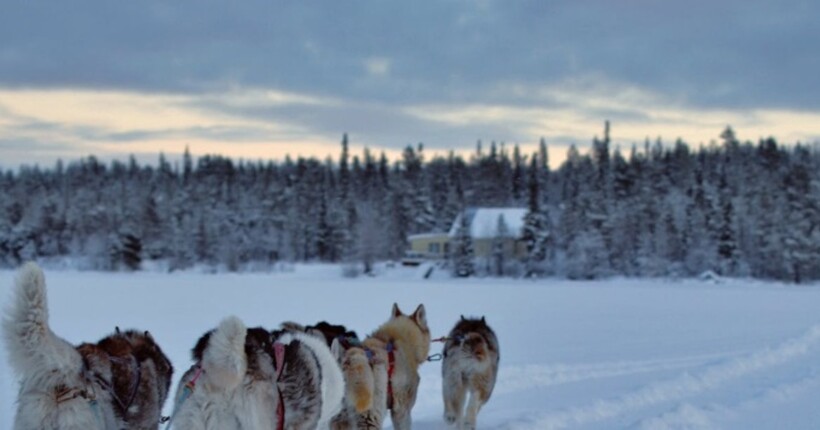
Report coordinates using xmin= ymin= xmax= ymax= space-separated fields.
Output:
xmin=1 ymin=124 xmax=818 ymax=282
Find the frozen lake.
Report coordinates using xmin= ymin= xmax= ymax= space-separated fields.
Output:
xmin=2 ymin=265 xmax=820 ymax=429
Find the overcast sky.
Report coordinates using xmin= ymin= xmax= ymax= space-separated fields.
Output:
xmin=1 ymin=0 xmax=818 ymax=168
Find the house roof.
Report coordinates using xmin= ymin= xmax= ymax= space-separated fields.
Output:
xmin=407 ymin=232 xmax=450 ymax=241
xmin=447 ymin=207 xmax=528 ymax=239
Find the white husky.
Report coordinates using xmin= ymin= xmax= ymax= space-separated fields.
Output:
xmin=170 ymin=317 xmax=279 ymax=430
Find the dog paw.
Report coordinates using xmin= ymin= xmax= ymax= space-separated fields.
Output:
xmin=444 ymin=412 xmax=458 ymax=425
xmin=461 ymin=419 xmax=476 ymax=430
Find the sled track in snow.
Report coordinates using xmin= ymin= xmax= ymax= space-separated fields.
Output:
xmin=494 ymin=353 xmax=739 ymax=395
xmin=634 ymin=367 xmax=820 ymax=429
xmin=504 ymin=325 xmax=820 ymax=430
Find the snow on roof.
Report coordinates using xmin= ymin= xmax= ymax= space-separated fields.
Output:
xmin=448 ymin=207 xmax=528 ymax=239
xmin=408 ymin=232 xmax=449 ymax=240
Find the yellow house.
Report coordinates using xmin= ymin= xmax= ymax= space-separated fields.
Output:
xmin=407 ymin=207 xmax=529 ymax=261
xmin=448 ymin=207 xmax=528 ymax=259
xmin=407 ymin=232 xmax=450 ymax=259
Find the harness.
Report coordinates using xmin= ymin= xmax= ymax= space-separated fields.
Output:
xmin=53 ymin=370 xmax=104 ymax=427
xmin=104 ymin=354 xmax=142 ymax=416
xmin=163 ymin=364 xmax=203 ymax=430
xmin=427 ymin=335 xmax=465 ymax=362
xmin=337 ymin=336 xmax=380 ymax=366
xmin=386 ymin=341 xmax=395 ymax=411
xmin=273 ymin=341 xmax=286 ymax=430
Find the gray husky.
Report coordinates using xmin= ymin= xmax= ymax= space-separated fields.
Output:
xmin=441 ymin=316 xmax=499 ymax=430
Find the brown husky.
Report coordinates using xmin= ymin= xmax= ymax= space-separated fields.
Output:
xmin=349 ymin=303 xmax=431 ymax=430
xmin=441 ymin=316 xmax=500 ymax=430
xmin=327 ymin=331 xmax=387 ymax=430
xmin=3 ymin=262 xmax=173 ymax=430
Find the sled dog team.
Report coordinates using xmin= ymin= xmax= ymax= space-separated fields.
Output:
xmin=3 ymin=263 xmax=500 ymax=430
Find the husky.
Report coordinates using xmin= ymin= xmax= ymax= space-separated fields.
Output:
xmin=353 ymin=303 xmax=431 ymax=430
xmin=273 ymin=325 xmax=345 ymax=430
xmin=170 ymin=317 xmax=279 ymax=430
xmin=282 ymin=321 xmax=382 ymax=430
xmin=2 ymin=262 xmax=173 ymax=430
xmin=329 ymin=333 xmax=388 ymax=430
xmin=441 ymin=316 xmax=500 ymax=430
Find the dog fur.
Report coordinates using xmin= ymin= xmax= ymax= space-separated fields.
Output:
xmin=2 ymin=262 xmax=173 ymax=430
xmin=171 ymin=316 xmax=280 ymax=430
xmin=329 ymin=335 xmax=388 ymax=430
xmin=355 ymin=303 xmax=431 ymax=430
xmin=273 ymin=328 xmax=345 ymax=430
xmin=304 ymin=321 xmax=358 ymax=348
xmin=286 ymin=322 xmax=383 ymax=430
xmin=441 ymin=316 xmax=500 ymax=430
xmin=172 ymin=319 xmax=345 ymax=430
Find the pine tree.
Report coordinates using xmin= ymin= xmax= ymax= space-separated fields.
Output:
xmin=782 ymin=146 xmax=817 ymax=283
xmin=716 ymin=166 xmax=742 ymax=275
xmin=451 ymin=208 xmax=474 ymax=277
xmin=522 ymin=157 xmax=550 ymax=277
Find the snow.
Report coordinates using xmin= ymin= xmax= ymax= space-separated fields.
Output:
xmin=448 ymin=208 xmax=528 ymax=239
xmin=2 ymin=266 xmax=820 ymax=429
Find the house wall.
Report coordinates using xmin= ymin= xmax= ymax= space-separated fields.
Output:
xmin=471 ymin=238 xmax=526 ymax=258
xmin=410 ymin=235 xmax=527 ymax=260
xmin=409 ymin=235 xmax=450 ymax=258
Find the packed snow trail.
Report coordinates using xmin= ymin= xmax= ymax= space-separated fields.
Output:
xmin=504 ymin=325 xmax=820 ymax=430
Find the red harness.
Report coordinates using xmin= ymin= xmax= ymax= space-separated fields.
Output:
xmin=386 ymin=341 xmax=395 ymax=410
xmin=273 ymin=342 xmax=286 ymax=430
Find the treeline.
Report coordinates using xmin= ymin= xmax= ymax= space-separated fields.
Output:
xmin=0 ymin=125 xmax=818 ymax=282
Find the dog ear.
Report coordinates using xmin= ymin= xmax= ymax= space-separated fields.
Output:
xmin=115 ymin=326 xmax=121 ymax=334
xmin=481 ymin=316 xmax=486 ymax=324
xmin=412 ymin=304 xmax=427 ymax=328
xmin=330 ymin=337 xmax=345 ymax=362
xmin=460 ymin=315 xmax=466 ymax=321
xmin=392 ymin=303 xmax=403 ymax=318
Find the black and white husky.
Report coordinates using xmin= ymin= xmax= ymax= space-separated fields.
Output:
xmin=272 ymin=326 xmax=345 ymax=430
xmin=2 ymin=262 xmax=173 ymax=430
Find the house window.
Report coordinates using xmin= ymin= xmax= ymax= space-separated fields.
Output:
xmin=428 ymin=243 xmax=440 ymax=254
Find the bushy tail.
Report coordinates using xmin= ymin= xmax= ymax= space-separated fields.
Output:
xmin=2 ymin=262 xmax=59 ymax=373
xmin=291 ymin=332 xmax=345 ymax=426
xmin=342 ymin=349 xmax=375 ymax=414
xmin=201 ymin=316 xmax=247 ymax=391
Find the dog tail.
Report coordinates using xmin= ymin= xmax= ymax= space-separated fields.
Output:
xmin=347 ymin=357 xmax=375 ymax=413
xmin=201 ymin=316 xmax=247 ymax=391
xmin=2 ymin=262 xmax=61 ymax=372
xmin=331 ymin=339 xmax=375 ymax=414
xmin=289 ymin=332 xmax=345 ymax=427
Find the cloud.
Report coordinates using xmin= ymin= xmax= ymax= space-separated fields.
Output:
xmin=0 ymin=0 xmax=817 ymax=110
xmin=3 ymin=81 xmax=819 ymax=171
xmin=2 ymin=0 xmax=820 ymax=172
xmin=364 ymin=57 xmax=391 ymax=77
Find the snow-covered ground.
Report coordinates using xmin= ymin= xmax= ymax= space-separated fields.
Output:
xmin=2 ymin=265 xmax=820 ymax=429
